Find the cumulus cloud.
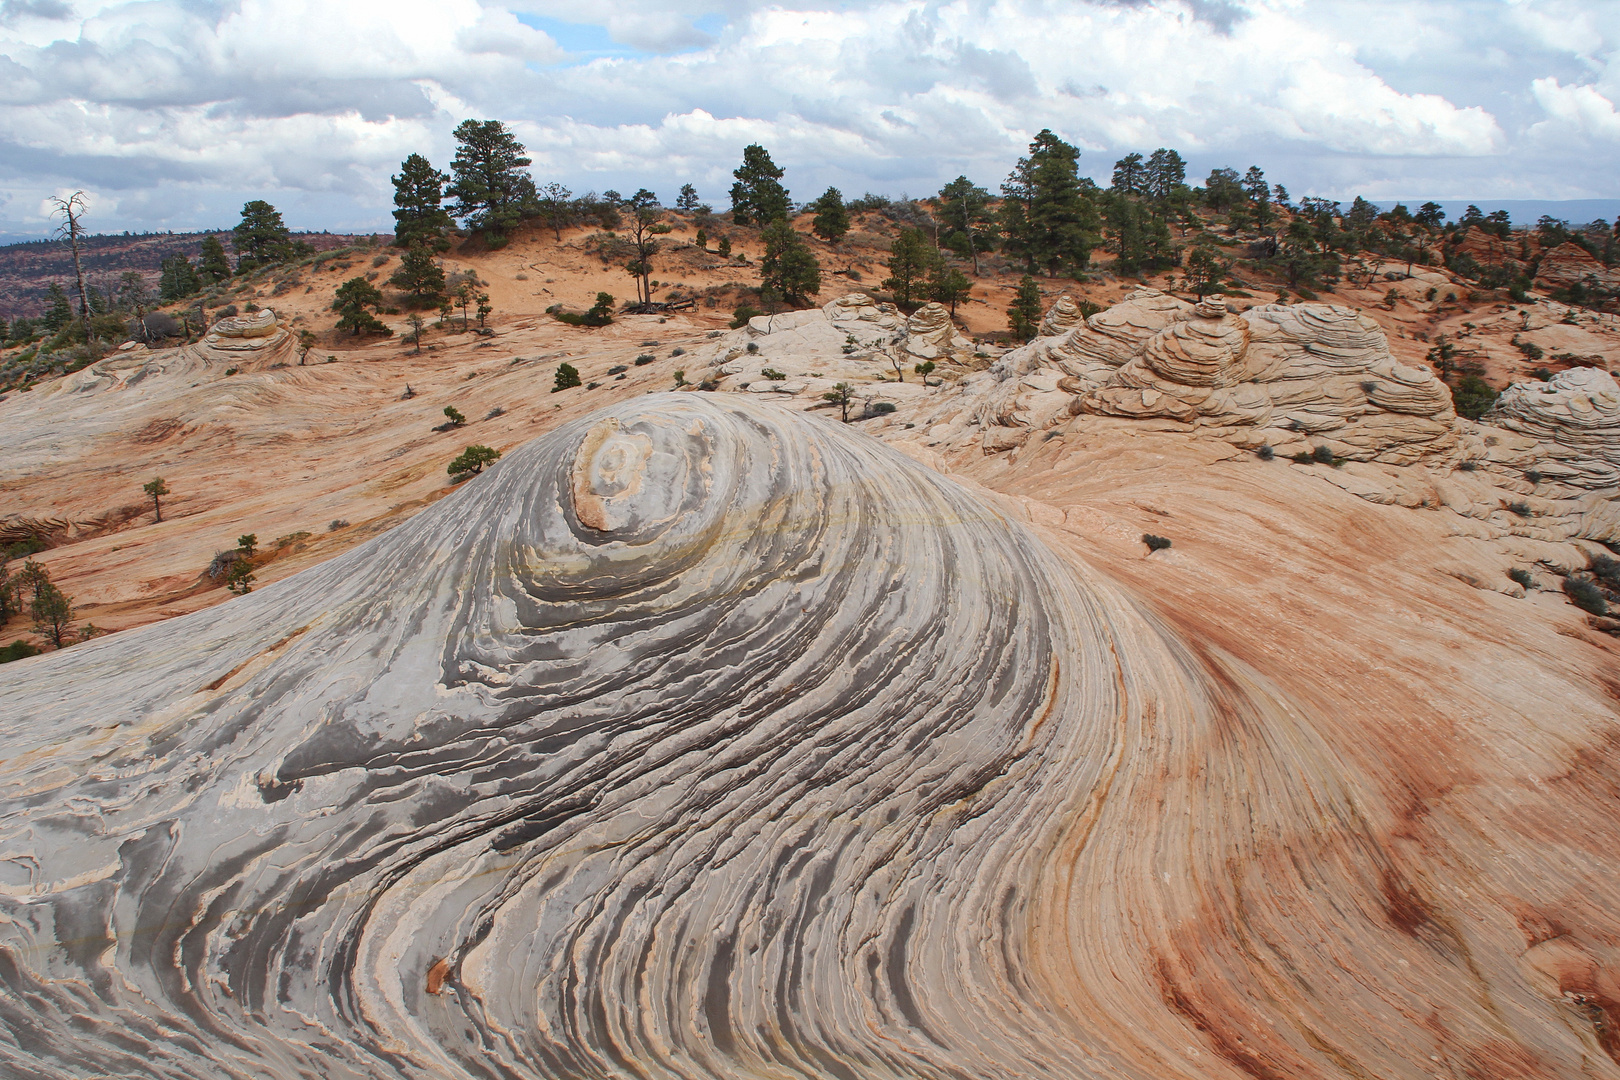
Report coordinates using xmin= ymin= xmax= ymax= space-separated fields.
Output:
xmin=0 ymin=0 xmax=1614 ymax=233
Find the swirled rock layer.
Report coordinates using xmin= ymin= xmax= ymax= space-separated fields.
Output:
xmin=2 ymin=394 xmax=1618 ymax=1080
xmin=1489 ymin=366 xmax=1620 ymax=488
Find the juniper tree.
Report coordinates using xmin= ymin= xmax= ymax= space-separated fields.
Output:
xmin=332 ymin=277 xmax=390 ymax=335
xmin=142 ymin=476 xmax=169 ymax=522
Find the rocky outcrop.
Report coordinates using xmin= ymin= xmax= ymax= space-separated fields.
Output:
xmin=1038 ymin=293 xmax=1086 ymax=337
xmin=1450 ymin=225 xmax=1528 ymax=274
xmin=902 ymin=300 xmax=976 ymax=365
xmin=1488 ymin=367 xmax=1620 ymax=489
xmin=1534 ymin=241 xmax=1620 ymax=292
xmin=1018 ymin=288 xmax=1193 ymax=386
xmin=1073 ymin=300 xmax=1468 ymax=463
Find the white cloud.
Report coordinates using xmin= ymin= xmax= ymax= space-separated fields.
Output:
xmin=0 ymin=0 xmax=1614 ymax=234
xmin=1529 ymin=77 xmax=1620 ymax=141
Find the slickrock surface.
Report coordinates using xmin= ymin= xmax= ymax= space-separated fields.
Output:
xmin=5 ymin=393 xmax=1620 ymax=1080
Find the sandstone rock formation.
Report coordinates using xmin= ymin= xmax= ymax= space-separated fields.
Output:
xmin=1078 ymin=300 xmax=1468 ymax=463
xmin=5 ymin=394 xmax=1620 ymax=1080
xmin=973 ymin=292 xmax=1470 ymax=464
xmin=1534 ymin=241 xmax=1620 ymax=292
xmin=1488 ymin=366 xmax=1620 ymax=488
xmin=1038 ymin=292 xmax=1086 ymax=337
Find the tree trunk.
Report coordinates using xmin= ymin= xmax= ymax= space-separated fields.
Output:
xmin=65 ymin=202 xmax=91 ymax=342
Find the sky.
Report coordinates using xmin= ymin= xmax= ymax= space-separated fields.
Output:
xmin=0 ymin=0 xmax=1617 ymax=238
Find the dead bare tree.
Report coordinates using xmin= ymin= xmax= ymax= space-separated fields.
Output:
xmin=47 ymin=191 xmax=92 ymax=343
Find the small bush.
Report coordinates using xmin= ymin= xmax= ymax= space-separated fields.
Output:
xmin=1524 ymin=469 xmax=1543 ymax=484
xmin=635 ymin=354 xmax=654 ymax=365
xmin=1143 ymin=534 xmax=1172 ymax=552
xmin=1506 ymin=500 xmax=1533 ymax=517
xmin=745 ymin=342 xmax=759 ymax=354
xmin=1508 ymin=568 xmax=1534 ymax=589
xmin=761 ymin=367 xmax=787 ymax=381
xmin=448 ymin=444 xmax=501 ymax=478
xmin=0 ymin=639 xmax=39 ymax=664
xmin=1256 ymin=444 xmax=1275 ymax=460
xmin=1360 ymin=380 xmax=1377 ymax=394
xmin=553 ymin=362 xmax=581 ymax=392
xmin=1290 ymin=451 xmax=1315 ymax=464
xmin=1564 ymin=577 xmax=1608 ymax=616
xmin=1531 ymin=367 xmax=1553 ymax=381
xmin=672 ymin=369 xmax=686 ymax=387
xmin=586 ymin=381 xmax=599 ymax=390
xmin=1312 ymin=445 xmax=1336 ymax=464
xmin=224 ymin=367 xmax=239 ymax=376
xmin=1457 ymin=460 xmax=1478 ymax=471
xmin=869 ymin=402 xmax=897 ymax=415
xmin=671 ymin=347 xmax=685 ymax=356
xmin=328 ymin=519 xmax=350 ymax=531
xmin=443 ymin=406 xmax=466 ymax=426
xmin=730 ymin=305 xmax=762 ymax=328
xmin=607 ymin=365 xmax=628 ymax=375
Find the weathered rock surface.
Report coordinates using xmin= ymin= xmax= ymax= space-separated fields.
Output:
xmin=5 ymin=393 xmax=1620 ymax=1080
xmin=1489 ymin=366 xmax=1620 ymax=488
xmin=1534 ymin=241 xmax=1620 ymax=292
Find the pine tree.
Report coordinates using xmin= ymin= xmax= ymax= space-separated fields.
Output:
xmin=1243 ymin=166 xmax=1272 ymax=228
xmin=1144 ymin=148 xmax=1186 ymax=200
xmin=447 ymin=119 xmax=536 ymax=245
xmin=158 ymin=256 xmax=201 ymax=302
xmin=729 ymin=144 xmax=790 ymax=226
xmin=536 ymin=182 xmax=573 ymax=240
xmin=883 ymin=228 xmax=939 ymax=308
xmin=41 ymin=282 xmax=72 ymax=333
xmin=332 ymin=277 xmax=391 ymax=335
xmin=389 ymin=242 xmax=447 ymax=307
xmin=392 ymin=153 xmax=453 ymax=250
xmin=1001 ymin=130 xmax=1098 ymax=276
xmin=810 ymin=187 xmax=849 ymax=243
xmin=199 ymin=235 xmax=232 ymax=283
xmin=1203 ymin=168 xmax=1244 ymax=212
xmin=938 ymin=176 xmax=994 ymax=274
xmin=1111 ymin=153 xmax=1145 ymax=194
xmin=233 ymin=200 xmax=291 ymax=273
xmin=759 ymin=221 xmax=822 ymax=306
xmin=927 ymin=263 xmax=972 ymax=316
xmin=1007 ymin=274 xmax=1042 ymax=340
xmin=676 ymin=184 xmax=701 ymax=213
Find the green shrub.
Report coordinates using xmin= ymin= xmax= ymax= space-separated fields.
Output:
xmin=635 ymin=354 xmax=654 ymax=365
xmin=869 ymin=401 xmax=896 ymax=415
xmin=443 ymin=406 xmax=466 ymax=426
xmin=1508 ymin=568 xmax=1534 ymax=589
xmin=1143 ymin=534 xmax=1172 ymax=552
xmin=1256 ymin=444 xmax=1275 ymax=460
xmin=730 ymin=305 xmax=762 ymax=328
xmin=1507 ymin=500 xmax=1533 ymax=517
xmin=553 ymin=362 xmax=581 ymax=392
xmin=1312 ymin=445 xmax=1336 ymax=464
xmin=448 ymin=444 xmax=501 ymax=478
xmin=1451 ymin=375 xmax=1499 ymax=420
xmin=1524 ymin=469 xmax=1544 ymax=484
xmin=607 ymin=365 xmax=628 ymax=375
xmin=1564 ymin=577 xmax=1608 ymax=616
xmin=761 ymin=367 xmax=787 ymax=381
xmin=0 ymin=639 xmax=39 ymax=663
